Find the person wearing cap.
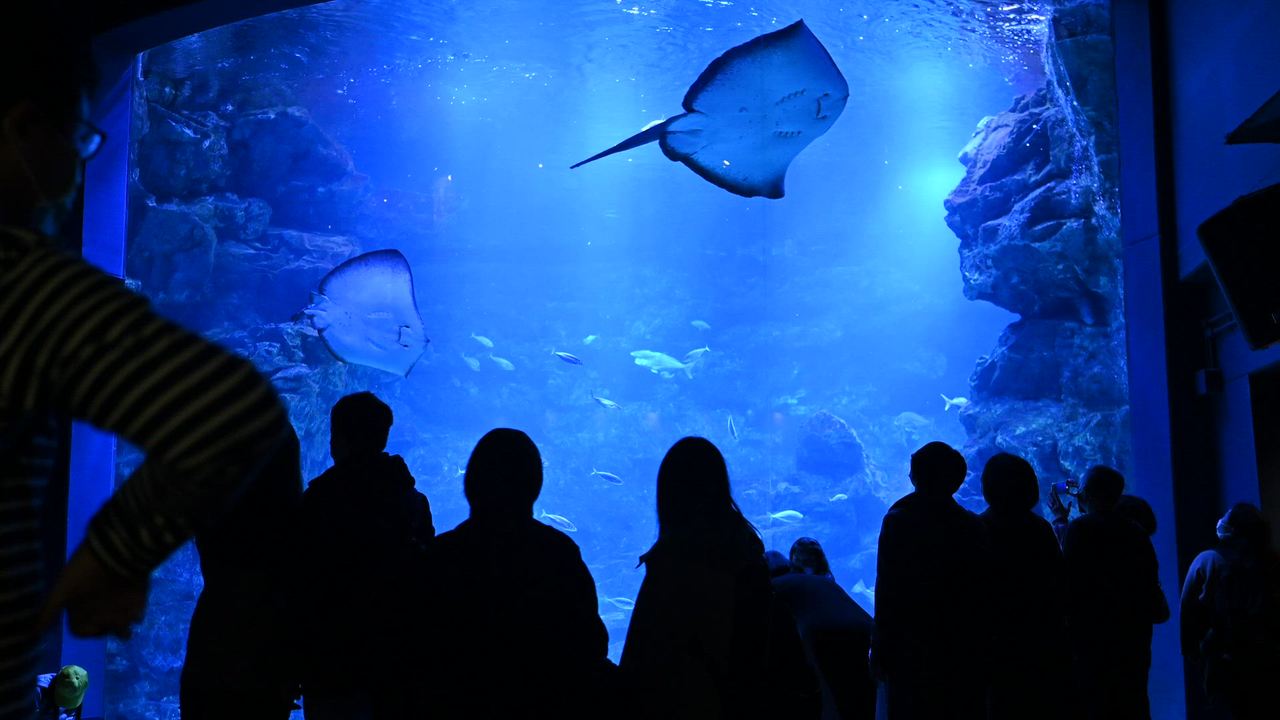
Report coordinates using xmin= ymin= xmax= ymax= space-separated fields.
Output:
xmin=1180 ymin=503 xmax=1280 ymax=719
xmin=1063 ymin=466 xmax=1165 ymax=720
xmin=34 ymin=666 xmax=86 ymax=720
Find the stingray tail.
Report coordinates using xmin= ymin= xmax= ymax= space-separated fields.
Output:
xmin=570 ymin=118 xmax=675 ymax=169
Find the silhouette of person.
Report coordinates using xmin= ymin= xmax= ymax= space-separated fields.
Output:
xmin=759 ymin=549 xmax=822 ymax=719
xmin=766 ymin=550 xmax=793 ymax=578
xmin=421 ymin=428 xmax=610 ymax=719
xmin=619 ymin=437 xmax=772 ymax=720
xmin=789 ymin=537 xmax=835 ymax=579
xmin=978 ymin=453 xmax=1067 ymax=720
xmin=1116 ymin=494 xmax=1159 ymax=537
xmin=773 ymin=538 xmax=876 ymax=720
xmin=1117 ymin=494 xmax=1172 ymax=626
xmin=3 ymin=9 xmax=291 ymax=716
xmin=872 ymin=441 xmax=990 ymax=720
xmin=293 ymin=393 xmax=433 ymax=720
xmin=1063 ymin=466 xmax=1165 ymax=720
xmin=182 ymin=427 xmax=304 ymax=720
xmin=1181 ymin=503 xmax=1280 ymax=719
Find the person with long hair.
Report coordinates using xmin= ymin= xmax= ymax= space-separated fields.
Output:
xmin=774 ymin=537 xmax=876 ymax=720
xmin=619 ymin=437 xmax=772 ymax=719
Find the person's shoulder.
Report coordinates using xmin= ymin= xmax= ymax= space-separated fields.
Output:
xmin=1067 ymin=512 xmax=1102 ymax=531
xmin=2 ymin=230 xmax=134 ymax=292
xmin=527 ymin=518 xmax=583 ymax=552
xmin=300 ymin=466 xmax=339 ymax=498
xmin=1190 ymin=547 xmax=1226 ymax=569
xmin=885 ymin=492 xmax=919 ymax=516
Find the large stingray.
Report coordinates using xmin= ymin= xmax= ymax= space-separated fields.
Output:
xmin=304 ymin=249 xmax=429 ymax=376
xmin=571 ymin=19 xmax=848 ymax=199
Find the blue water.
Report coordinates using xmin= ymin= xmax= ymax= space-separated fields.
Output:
xmin=112 ymin=0 xmax=1076 ymax=710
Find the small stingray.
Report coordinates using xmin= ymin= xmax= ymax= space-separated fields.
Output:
xmin=1227 ymin=89 xmax=1280 ymax=144
xmin=304 ymin=249 xmax=429 ymax=376
xmin=571 ymin=20 xmax=848 ymax=199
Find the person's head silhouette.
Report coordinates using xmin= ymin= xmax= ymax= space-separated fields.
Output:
xmin=765 ymin=550 xmax=792 ymax=578
xmin=657 ymin=436 xmax=736 ymax=531
xmin=1217 ymin=502 xmax=1270 ymax=553
xmin=650 ymin=437 xmax=759 ymax=561
xmin=909 ymin=441 xmax=967 ymax=497
xmin=464 ymin=428 xmax=543 ymax=521
xmin=1116 ymin=494 xmax=1158 ymax=536
xmin=980 ymin=452 xmax=1039 ymax=513
xmin=790 ymin=536 xmax=832 ymax=578
xmin=329 ymin=392 xmax=392 ymax=463
xmin=1 ymin=7 xmax=99 ymax=237
xmin=1081 ymin=465 xmax=1124 ymax=514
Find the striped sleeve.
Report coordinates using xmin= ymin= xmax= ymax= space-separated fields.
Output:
xmin=0 ymin=241 xmax=288 ymax=579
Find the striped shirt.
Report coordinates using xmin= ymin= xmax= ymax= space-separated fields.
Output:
xmin=0 ymin=228 xmax=288 ymax=719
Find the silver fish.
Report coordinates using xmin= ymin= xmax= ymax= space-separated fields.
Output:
xmin=727 ymin=414 xmax=739 ymax=441
xmin=768 ymin=510 xmax=804 ymax=523
xmin=683 ymin=345 xmax=711 ymax=363
xmin=489 ymin=354 xmax=515 ymax=371
xmin=583 ymin=334 xmax=599 ymax=345
xmin=539 ymin=510 xmax=578 ymax=532
xmin=602 ymin=596 xmax=636 ymax=611
xmin=592 ymin=468 xmax=623 ymax=486
xmin=941 ymin=393 xmax=970 ymax=411
xmin=460 ymin=354 xmax=481 ymax=372
xmin=631 ymin=350 xmax=692 ymax=379
xmin=829 ymin=493 xmax=849 ymax=502
xmin=691 ymin=320 xmax=711 ymax=331
xmin=592 ymin=394 xmax=621 ymax=409
xmin=554 ymin=351 xmax=583 ymax=365
xmin=471 ymin=332 xmax=494 ymax=348
xmin=270 ymin=364 xmax=311 ymax=381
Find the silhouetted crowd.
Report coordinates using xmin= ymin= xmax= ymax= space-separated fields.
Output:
xmin=5 ymin=6 xmax=1280 ymax=720
xmin=174 ymin=393 xmax=1280 ymax=720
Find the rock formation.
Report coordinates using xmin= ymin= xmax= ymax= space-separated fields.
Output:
xmin=944 ymin=0 xmax=1130 ymax=494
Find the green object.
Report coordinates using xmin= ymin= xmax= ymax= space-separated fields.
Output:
xmin=53 ymin=665 xmax=88 ymax=709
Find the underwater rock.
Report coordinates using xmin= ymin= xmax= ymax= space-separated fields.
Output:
xmin=127 ymin=198 xmax=219 ymax=319
xmin=127 ymin=195 xmax=280 ymax=328
xmin=1050 ymin=0 xmax=1119 ymax=163
xmin=203 ymin=193 xmax=273 ymax=242
xmin=212 ymin=229 xmax=360 ymax=325
xmin=227 ymin=106 xmax=371 ymax=232
xmin=946 ymin=0 xmax=1129 ymax=490
xmin=970 ymin=319 xmax=1126 ymax=407
xmin=945 ymin=90 xmax=1119 ymax=324
xmin=796 ymin=410 xmax=869 ymax=480
xmin=136 ymin=104 xmax=230 ymax=199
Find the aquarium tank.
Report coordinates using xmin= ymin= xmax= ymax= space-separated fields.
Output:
xmin=105 ymin=0 xmax=1127 ymax=715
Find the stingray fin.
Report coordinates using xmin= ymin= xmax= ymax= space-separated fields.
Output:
xmin=571 ymin=118 xmax=677 ymax=169
xmin=1226 ymin=89 xmax=1280 ymax=144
